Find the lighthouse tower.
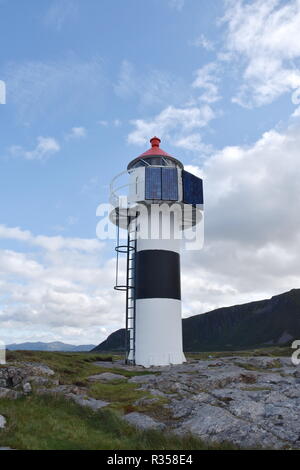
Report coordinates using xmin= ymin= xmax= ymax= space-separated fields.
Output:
xmin=110 ymin=137 xmax=203 ymax=367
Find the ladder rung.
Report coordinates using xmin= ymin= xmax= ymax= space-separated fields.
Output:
xmin=125 ymin=229 xmax=136 ymax=364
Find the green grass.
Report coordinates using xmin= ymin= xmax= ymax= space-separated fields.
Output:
xmin=0 ymin=348 xmax=287 ymax=450
xmin=0 ymin=394 xmax=237 ymax=450
xmin=186 ymin=346 xmax=291 ymax=360
xmin=4 ymin=350 xmax=154 ymax=385
xmin=89 ymin=381 xmax=152 ymax=411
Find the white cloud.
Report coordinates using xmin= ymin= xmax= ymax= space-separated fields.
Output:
xmin=9 ymin=137 xmax=60 ymax=161
xmin=0 ymin=224 xmax=102 ymax=252
xmin=66 ymin=126 xmax=87 ymax=140
xmin=189 ymin=34 xmax=215 ymax=51
xmin=128 ymin=105 xmax=215 ymax=147
xmin=292 ymin=106 xmax=300 ymax=117
xmin=0 ymin=225 xmax=120 ymax=345
xmin=181 ymin=122 xmax=300 ymax=315
xmin=192 ymin=62 xmax=221 ymax=103
xmin=222 ymin=0 xmax=300 ymax=107
xmin=174 ymin=134 xmax=212 ymax=153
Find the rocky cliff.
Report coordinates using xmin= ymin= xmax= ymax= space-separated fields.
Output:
xmin=93 ymin=289 xmax=300 ymax=352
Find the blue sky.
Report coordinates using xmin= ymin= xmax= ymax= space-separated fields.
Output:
xmin=1 ymin=0 xmax=300 ymax=345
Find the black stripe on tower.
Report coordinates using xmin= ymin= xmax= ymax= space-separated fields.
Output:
xmin=135 ymin=250 xmax=181 ymax=300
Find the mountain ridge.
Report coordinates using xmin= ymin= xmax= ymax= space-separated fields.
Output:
xmin=92 ymin=288 xmax=300 ymax=352
xmin=7 ymin=341 xmax=96 ymax=352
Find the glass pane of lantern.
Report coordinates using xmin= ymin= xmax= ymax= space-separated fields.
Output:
xmin=145 ymin=167 xmax=162 ymax=199
xmin=162 ymin=168 xmax=178 ymax=201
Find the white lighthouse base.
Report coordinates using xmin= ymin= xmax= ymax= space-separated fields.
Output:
xmin=134 ymin=298 xmax=186 ymax=368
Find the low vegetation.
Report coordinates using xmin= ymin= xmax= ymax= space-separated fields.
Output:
xmin=0 ymin=394 xmax=240 ymax=450
xmin=0 ymin=347 xmax=290 ymax=450
xmin=186 ymin=346 xmax=291 ymax=360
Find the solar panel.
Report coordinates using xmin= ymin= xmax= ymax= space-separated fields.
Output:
xmin=162 ymin=168 xmax=178 ymax=201
xmin=145 ymin=167 xmax=180 ymax=201
xmin=145 ymin=167 xmax=162 ymax=199
xmin=182 ymin=170 xmax=203 ymax=206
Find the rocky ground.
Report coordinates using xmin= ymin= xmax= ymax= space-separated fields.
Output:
xmin=0 ymin=355 xmax=299 ymax=449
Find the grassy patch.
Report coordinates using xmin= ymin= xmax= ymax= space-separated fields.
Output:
xmin=234 ymin=362 xmax=262 ymax=372
xmin=234 ymin=359 xmax=282 ymax=372
xmin=240 ymin=386 xmax=272 ymax=392
xmin=4 ymin=351 xmax=154 ymax=386
xmin=0 ymin=394 xmax=237 ymax=450
xmin=186 ymin=346 xmax=291 ymax=360
xmin=88 ymin=381 xmax=151 ymax=412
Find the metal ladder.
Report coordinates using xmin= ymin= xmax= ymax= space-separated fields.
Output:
xmin=114 ymin=212 xmax=137 ymax=365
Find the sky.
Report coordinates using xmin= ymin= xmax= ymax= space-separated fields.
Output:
xmin=1 ymin=0 xmax=300 ymax=346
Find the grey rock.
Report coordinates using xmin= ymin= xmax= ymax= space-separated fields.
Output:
xmin=36 ymin=384 xmax=83 ymax=396
xmin=93 ymin=361 xmax=145 ymax=372
xmin=88 ymin=372 xmax=127 ymax=382
xmin=2 ymin=354 xmax=299 ymax=449
xmin=22 ymin=363 xmax=55 ymax=376
xmin=123 ymin=412 xmax=166 ymax=431
xmin=26 ymin=376 xmax=59 ymax=386
xmin=228 ymin=400 xmax=266 ymax=421
xmin=133 ymin=397 xmax=160 ymax=407
xmin=283 ymin=387 xmax=300 ymax=399
xmin=22 ymin=382 xmax=32 ymax=393
xmin=167 ymin=398 xmax=196 ymax=419
xmin=194 ymin=392 xmax=218 ymax=404
xmin=0 ymin=415 xmax=6 ymax=429
xmin=148 ymin=389 xmax=166 ymax=397
xmin=179 ymin=403 xmax=280 ymax=448
xmin=11 ymin=374 xmax=22 ymax=387
xmin=128 ymin=374 xmax=156 ymax=384
xmin=66 ymin=393 xmax=109 ymax=411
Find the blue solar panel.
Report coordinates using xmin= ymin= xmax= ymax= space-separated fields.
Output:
xmin=145 ymin=167 xmax=162 ymax=199
xmin=162 ymin=168 xmax=178 ymax=201
xmin=182 ymin=170 xmax=203 ymax=206
xmin=145 ymin=167 xmax=179 ymax=201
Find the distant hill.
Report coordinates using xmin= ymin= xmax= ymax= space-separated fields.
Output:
xmin=92 ymin=289 xmax=300 ymax=352
xmin=7 ymin=341 xmax=96 ymax=352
